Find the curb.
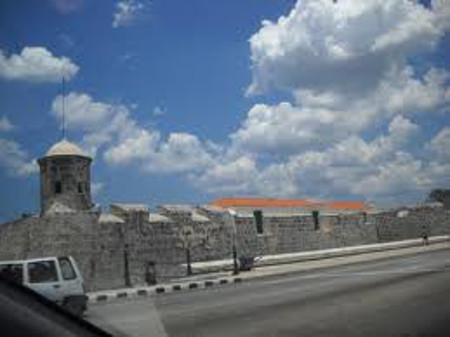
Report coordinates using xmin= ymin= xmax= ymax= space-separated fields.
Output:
xmin=88 ymin=277 xmax=243 ymax=304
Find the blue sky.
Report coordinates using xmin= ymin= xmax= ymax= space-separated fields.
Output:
xmin=1 ymin=0 xmax=450 ymax=221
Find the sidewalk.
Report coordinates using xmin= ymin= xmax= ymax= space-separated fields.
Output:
xmin=239 ymin=240 xmax=450 ymax=280
xmin=190 ymin=235 xmax=450 ymax=272
xmin=88 ymin=237 xmax=450 ymax=304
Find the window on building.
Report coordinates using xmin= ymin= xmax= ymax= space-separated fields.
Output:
xmin=28 ymin=260 xmax=58 ymax=283
xmin=312 ymin=210 xmax=320 ymax=230
xmin=77 ymin=182 xmax=83 ymax=194
xmin=54 ymin=181 xmax=62 ymax=194
xmin=254 ymin=210 xmax=264 ymax=234
xmin=362 ymin=212 xmax=367 ymax=223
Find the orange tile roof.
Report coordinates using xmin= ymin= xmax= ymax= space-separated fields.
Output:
xmin=211 ymin=198 xmax=370 ymax=211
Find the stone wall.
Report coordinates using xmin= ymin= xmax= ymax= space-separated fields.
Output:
xmin=1 ymin=203 xmax=449 ymax=291
xmin=0 ymin=212 xmax=105 ymax=290
xmin=373 ymin=205 xmax=450 ymax=242
xmin=233 ymin=213 xmax=378 ymax=256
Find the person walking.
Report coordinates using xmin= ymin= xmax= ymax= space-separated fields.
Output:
xmin=421 ymin=225 xmax=429 ymax=246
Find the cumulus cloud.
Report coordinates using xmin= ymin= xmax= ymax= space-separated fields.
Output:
xmin=91 ymin=182 xmax=104 ymax=196
xmin=0 ymin=47 xmax=78 ymax=83
xmin=429 ymin=127 xmax=450 ymax=160
xmin=0 ymin=116 xmax=14 ymax=133
xmin=51 ymin=92 xmax=215 ymax=173
xmin=247 ymin=0 xmax=442 ymax=96
xmin=432 ymin=0 xmax=450 ymax=31
xmin=231 ymin=102 xmax=364 ymax=155
xmin=113 ymin=0 xmax=145 ymax=28
xmin=0 ymin=139 xmax=38 ymax=177
xmin=191 ymin=156 xmax=259 ymax=194
xmin=103 ymin=130 xmax=160 ymax=165
xmin=236 ymin=0 xmax=450 ymax=158
xmin=192 ymin=0 xmax=449 ymax=206
xmin=52 ymin=92 xmax=119 ymax=130
xmin=49 ymin=0 xmax=84 ymax=14
xmin=195 ymin=115 xmax=424 ymax=201
xmin=144 ymin=133 xmax=214 ymax=173
xmin=51 ymin=92 xmax=147 ymax=157
xmin=104 ymin=131 xmax=215 ymax=173
xmin=152 ymin=106 xmax=166 ymax=116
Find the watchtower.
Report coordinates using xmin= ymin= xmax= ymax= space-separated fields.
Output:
xmin=37 ymin=139 xmax=92 ymax=215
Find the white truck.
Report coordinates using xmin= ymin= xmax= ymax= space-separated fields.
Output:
xmin=0 ymin=256 xmax=87 ymax=315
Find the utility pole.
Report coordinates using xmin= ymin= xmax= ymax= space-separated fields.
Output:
xmin=186 ymin=246 xmax=192 ymax=276
xmin=228 ymin=209 xmax=239 ymax=275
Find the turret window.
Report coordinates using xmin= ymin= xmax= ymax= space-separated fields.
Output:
xmin=78 ymin=182 xmax=83 ymax=194
xmin=54 ymin=181 xmax=62 ymax=194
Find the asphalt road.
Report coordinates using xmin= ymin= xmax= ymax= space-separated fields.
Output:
xmin=87 ymin=248 xmax=450 ymax=337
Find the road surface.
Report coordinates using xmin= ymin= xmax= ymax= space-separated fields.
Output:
xmin=87 ymin=248 xmax=450 ymax=337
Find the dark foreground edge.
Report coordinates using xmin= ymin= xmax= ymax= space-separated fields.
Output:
xmin=0 ymin=276 xmax=114 ymax=337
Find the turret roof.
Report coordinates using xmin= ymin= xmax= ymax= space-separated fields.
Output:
xmin=45 ymin=139 xmax=89 ymax=158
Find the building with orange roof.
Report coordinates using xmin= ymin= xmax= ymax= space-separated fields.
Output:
xmin=211 ymin=197 xmax=372 ymax=214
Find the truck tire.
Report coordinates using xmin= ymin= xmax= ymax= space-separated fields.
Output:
xmin=62 ymin=296 xmax=86 ymax=316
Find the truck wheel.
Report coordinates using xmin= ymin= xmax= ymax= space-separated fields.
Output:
xmin=62 ymin=297 xmax=84 ymax=316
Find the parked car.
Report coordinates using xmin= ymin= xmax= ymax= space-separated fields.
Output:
xmin=0 ymin=256 xmax=87 ymax=315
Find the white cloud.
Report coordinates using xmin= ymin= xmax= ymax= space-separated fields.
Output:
xmin=51 ymin=92 xmax=143 ymax=157
xmin=152 ymin=106 xmax=166 ymax=116
xmin=104 ymin=129 xmax=159 ymax=165
xmin=0 ymin=116 xmax=13 ymax=132
xmin=104 ymin=131 xmax=214 ymax=173
xmin=429 ymin=126 xmax=450 ymax=160
xmin=145 ymin=133 xmax=214 ymax=173
xmin=91 ymin=182 xmax=104 ymax=196
xmin=51 ymin=92 xmax=215 ymax=174
xmin=0 ymin=47 xmax=79 ymax=83
xmin=49 ymin=0 xmax=84 ymax=14
xmin=237 ymin=0 xmax=450 ymax=158
xmin=193 ymin=114 xmax=425 ymax=202
xmin=351 ymin=152 xmax=425 ymax=196
xmin=231 ymin=101 xmax=365 ymax=155
xmin=372 ymin=66 xmax=450 ymax=115
xmin=247 ymin=0 xmax=442 ymax=96
xmin=113 ymin=0 xmax=145 ymax=28
xmin=191 ymin=156 xmax=259 ymax=194
xmin=432 ymin=0 xmax=450 ymax=31
xmin=235 ymin=0 xmax=450 ymax=159
xmin=52 ymin=92 xmax=118 ymax=130
xmin=0 ymin=139 xmax=38 ymax=177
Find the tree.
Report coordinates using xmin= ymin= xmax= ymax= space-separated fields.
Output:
xmin=428 ymin=189 xmax=450 ymax=203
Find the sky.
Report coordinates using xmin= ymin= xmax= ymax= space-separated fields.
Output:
xmin=0 ymin=0 xmax=450 ymax=221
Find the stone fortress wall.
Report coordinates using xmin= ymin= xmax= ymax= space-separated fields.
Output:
xmin=1 ymin=201 xmax=449 ymax=291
